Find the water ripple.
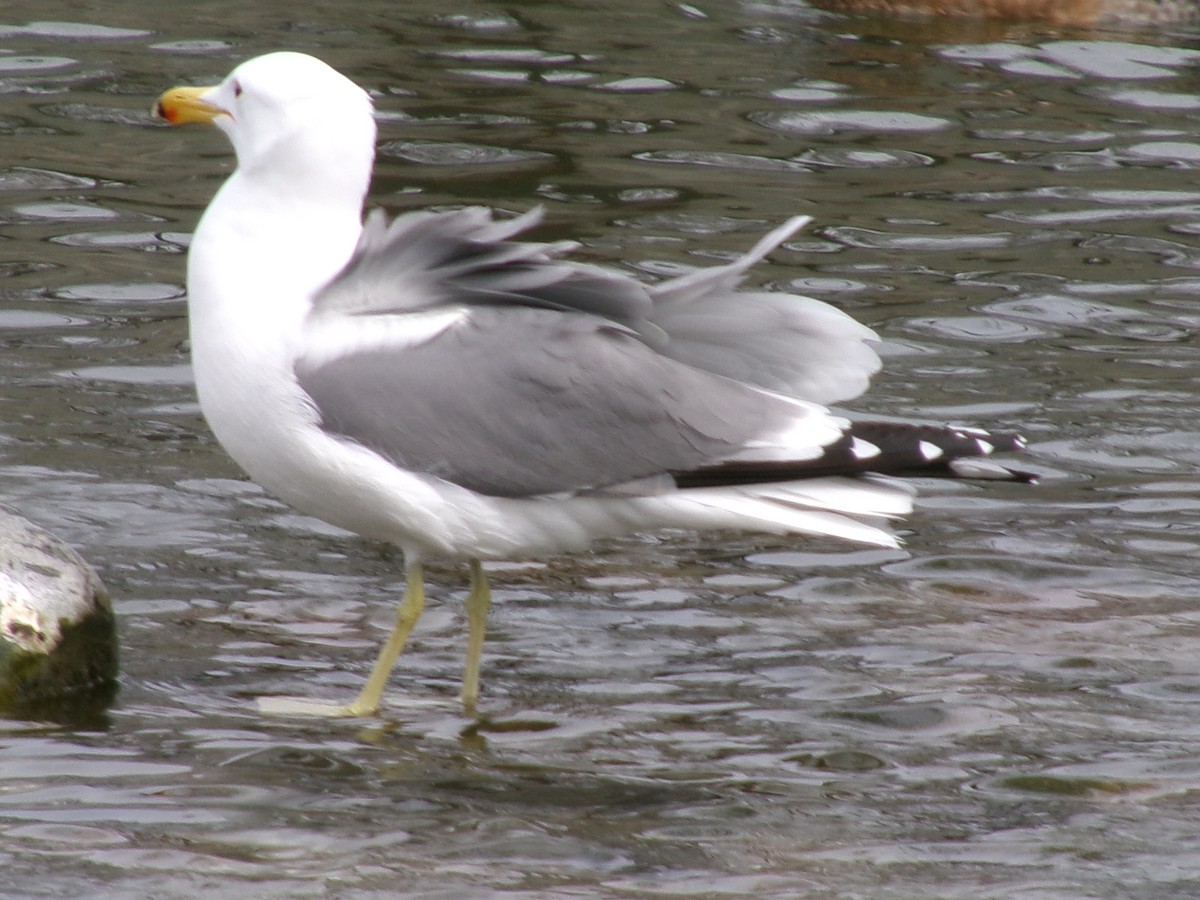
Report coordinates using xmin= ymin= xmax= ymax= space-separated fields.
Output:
xmin=634 ymin=149 xmax=812 ymax=173
xmin=378 ymin=140 xmax=555 ymax=168
xmin=940 ymin=40 xmax=1200 ymax=80
xmin=0 ymin=21 xmax=151 ymax=40
xmin=750 ymin=109 xmax=952 ymax=135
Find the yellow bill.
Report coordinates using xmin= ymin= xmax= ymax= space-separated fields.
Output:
xmin=155 ymin=85 xmax=221 ymax=125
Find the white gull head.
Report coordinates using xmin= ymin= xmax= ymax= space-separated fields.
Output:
xmin=200 ymin=51 xmax=376 ymax=204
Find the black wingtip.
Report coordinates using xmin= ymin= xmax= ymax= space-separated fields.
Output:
xmin=672 ymin=420 xmax=1035 ymax=489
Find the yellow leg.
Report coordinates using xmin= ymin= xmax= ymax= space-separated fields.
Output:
xmin=342 ymin=563 xmax=426 ymax=717
xmin=460 ymin=559 xmax=491 ymax=716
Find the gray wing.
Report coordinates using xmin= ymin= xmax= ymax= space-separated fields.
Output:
xmin=648 ymin=217 xmax=882 ymax=405
xmin=312 ymin=208 xmax=881 ymax=406
xmin=295 ymin=305 xmax=839 ymax=498
xmin=313 ymin=206 xmax=665 ymax=345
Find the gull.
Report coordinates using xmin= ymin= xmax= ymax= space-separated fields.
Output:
xmin=156 ymin=52 xmax=1029 ymax=717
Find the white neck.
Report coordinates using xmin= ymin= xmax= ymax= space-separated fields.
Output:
xmin=187 ymin=163 xmax=366 ymax=337
xmin=184 ymin=152 xmax=369 ymax=488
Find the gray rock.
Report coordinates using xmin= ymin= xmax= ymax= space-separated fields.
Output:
xmin=0 ymin=508 xmax=117 ymax=711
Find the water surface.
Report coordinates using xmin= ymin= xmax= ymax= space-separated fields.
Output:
xmin=1 ymin=2 xmax=1199 ymax=897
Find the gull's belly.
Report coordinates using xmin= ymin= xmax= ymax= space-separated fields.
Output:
xmin=189 ymin=328 xmax=604 ymax=560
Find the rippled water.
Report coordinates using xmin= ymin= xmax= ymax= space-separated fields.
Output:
xmin=2 ymin=1 xmax=1200 ymax=896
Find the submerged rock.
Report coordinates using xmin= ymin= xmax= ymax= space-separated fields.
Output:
xmin=0 ymin=507 xmax=117 ymax=713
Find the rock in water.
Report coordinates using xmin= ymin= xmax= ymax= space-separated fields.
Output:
xmin=0 ymin=507 xmax=117 ymax=713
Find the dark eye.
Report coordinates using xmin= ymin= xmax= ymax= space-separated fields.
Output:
xmin=233 ymin=80 xmax=243 ymax=98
